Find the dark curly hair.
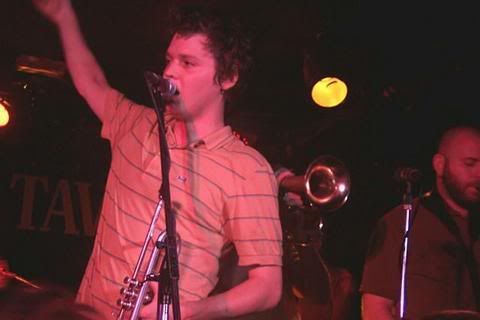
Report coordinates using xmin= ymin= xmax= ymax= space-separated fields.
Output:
xmin=167 ymin=2 xmax=253 ymax=102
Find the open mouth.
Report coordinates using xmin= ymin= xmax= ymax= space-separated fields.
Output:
xmin=162 ymin=90 xmax=180 ymax=103
xmin=467 ymin=185 xmax=480 ymax=200
xmin=472 ymin=181 xmax=480 ymax=191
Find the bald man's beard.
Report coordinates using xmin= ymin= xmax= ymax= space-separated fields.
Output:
xmin=442 ymin=166 xmax=480 ymax=211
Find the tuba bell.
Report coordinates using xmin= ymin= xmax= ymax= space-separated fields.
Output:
xmin=279 ymin=155 xmax=350 ymax=213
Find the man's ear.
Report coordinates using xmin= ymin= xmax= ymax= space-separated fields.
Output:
xmin=220 ymin=70 xmax=239 ymax=91
xmin=433 ymin=153 xmax=445 ymax=177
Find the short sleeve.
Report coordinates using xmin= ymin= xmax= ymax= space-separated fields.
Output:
xmin=360 ymin=210 xmax=404 ymax=300
xmin=100 ymin=88 xmax=147 ymax=148
xmin=223 ymin=160 xmax=283 ymax=267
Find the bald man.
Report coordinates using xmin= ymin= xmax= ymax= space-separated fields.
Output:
xmin=360 ymin=126 xmax=480 ymax=320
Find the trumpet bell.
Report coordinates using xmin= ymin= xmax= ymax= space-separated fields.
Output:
xmin=305 ymin=155 xmax=350 ymax=212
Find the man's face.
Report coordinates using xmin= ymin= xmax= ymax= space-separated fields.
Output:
xmin=162 ymin=33 xmax=223 ymax=122
xmin=441 ymin=134 xmax=480 ymax=210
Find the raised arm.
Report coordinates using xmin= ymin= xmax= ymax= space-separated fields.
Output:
xmin=33 ymin=0 xmax=110 ymax=120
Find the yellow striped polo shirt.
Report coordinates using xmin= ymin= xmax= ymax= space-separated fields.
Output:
xmin=76 ymin=89 xmax=282 ymax=318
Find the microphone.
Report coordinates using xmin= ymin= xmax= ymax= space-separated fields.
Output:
xmin=144 ymin=71 xmax=177 ymax=97
xmin=394 ymin=167 xmax=422 ymax=183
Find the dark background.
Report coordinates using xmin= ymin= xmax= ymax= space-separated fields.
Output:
xmin=1 ymin=0 xmax=479 ymax=316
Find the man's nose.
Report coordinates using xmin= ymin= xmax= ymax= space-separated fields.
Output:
xmin=163 ymin=62 xmax=177 ymax=79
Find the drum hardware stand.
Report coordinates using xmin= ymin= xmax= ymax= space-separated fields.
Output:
xmin=0 ymin=268 xmax=41 ymax=289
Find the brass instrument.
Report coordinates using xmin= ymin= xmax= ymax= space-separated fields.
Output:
xmin=116 ymin=200 xmax=166 ymax=320
xmin=279 ymin=155 xmax=352 ymax=320
xmin=280 ymin=155 xmax=350 ymax=212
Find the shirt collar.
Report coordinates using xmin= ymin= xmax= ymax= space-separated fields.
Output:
xmin=422 ymin=188 xmax=468 ymax=218
xmin=164 ymin=112 xmax=234 ymax=150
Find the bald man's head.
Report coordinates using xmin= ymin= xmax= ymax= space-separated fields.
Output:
xmin=433 ymin=125 xmax=480 ymax=211
xmin=437 ymin=126 xmax=480 ymax=156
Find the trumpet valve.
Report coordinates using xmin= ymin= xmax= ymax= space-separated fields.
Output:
xmin=119 ymin=286 xmax=137 ymax=300
xmin=123 ymin=276 xmax=141 ymax=288
xmin=117 ymin=298 xmax=134 ymax=309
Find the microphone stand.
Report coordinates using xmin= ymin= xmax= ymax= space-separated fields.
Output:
xmin=144 ymin=72 xmax=181 ymax=320
xmin=399 ymin=180 xmax=413 ymax=319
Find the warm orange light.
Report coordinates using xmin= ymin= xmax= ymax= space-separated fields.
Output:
xmin=311 ymin=77 xmax=348 ymax=108
xmin=0 ymin=102 xmax=10 ymax=127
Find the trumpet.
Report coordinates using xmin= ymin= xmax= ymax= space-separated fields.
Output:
xmin=279 ymin=155 xmax=350 ymax=213
xmin=116 ymin=200 xmax=166 ymax=320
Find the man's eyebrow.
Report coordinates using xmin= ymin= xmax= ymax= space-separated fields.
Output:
xmin=179 ymin=53 xmax=200 ymax=61
xmin=165 ymin=53 xmax=199 ymax=60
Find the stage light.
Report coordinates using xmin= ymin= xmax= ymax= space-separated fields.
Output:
xmin=303 ymin=32 xmax=351 ymax=109
xmin=0 ymin=99 xmax=10 ymax=127
xmin=311 ymin=77 xmax=348 ymax=108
